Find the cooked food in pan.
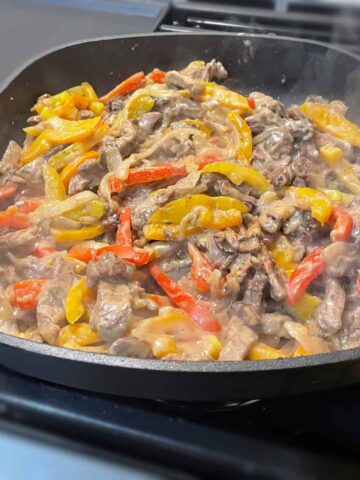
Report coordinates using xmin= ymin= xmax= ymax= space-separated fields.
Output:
xmin=0 ymin=59 xmax=359 ymax=361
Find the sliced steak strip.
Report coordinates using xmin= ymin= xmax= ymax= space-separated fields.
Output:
xmin=91 ymin=280 xmax=132 ymax=343
xmin=315 ymin=278 xmax=346 ymax=338
xmin=219 ymin=317 xmax=258 ymax=361
xmin=87 ymin=253 xmax=135 ymax=289
xmin=259 ymin=245 xmax=287 ymax=301
xmin=37 ymin=260 xmax=74 ymax=345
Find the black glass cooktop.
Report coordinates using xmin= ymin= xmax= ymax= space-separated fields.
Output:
xmin=0 ymin=364 xmax=360 ymax=479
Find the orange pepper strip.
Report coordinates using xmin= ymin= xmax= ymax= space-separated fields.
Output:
xmin=0 ymin=206 xmax=30 ymax=229
xmin=99 ymin=71 xmax=146 ymax=103
xmin=11 ymin=279 xmax=49 ymax=310
xmin=0 ymin=185 xmax=17 ymax=203
xmin=149 ymin=68 xmax=166 ymax=84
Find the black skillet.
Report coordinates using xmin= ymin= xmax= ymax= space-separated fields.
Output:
xmin=1 ymin=33 xmax=360 ymax=402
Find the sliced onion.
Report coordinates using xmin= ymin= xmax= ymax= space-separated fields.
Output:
xmin=30 ymin=191 xmax=98 ymax=223
xmin=284 ymin=321 xmax=329 ymax=355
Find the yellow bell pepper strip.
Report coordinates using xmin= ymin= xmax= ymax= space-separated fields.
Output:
xmin=127 ymin=95 xmax=155 ymax=119
xmin=228 ymin=110 xmax=252 ymax=162
xmin=183 ymin=119 xmax=211 ymax=137
xmin=292 ymin=345 xmax=310 ymax=357
xmin=21 ymin=116 xmax=101 ymax=165
xmin=299 ymin=101 xmax=360 ymax=147
xmin=65 ymin=277 xmax=94 ymax=324
xmin=202 ymin=162 xmax=269 ymax=193
xmin=152 ymin=335 xmax=179 ymax=358
xmin=287 ymin=247 xmax=326 ymax=305
xmin=43 ymin=164 xmax=66 ymax=201
xmin=269 ymin=236 xmax=321 ymax=320
xmin=289 ymin=187 xmax=332 ymax=225
xmin=20 ymin=131 xmax=52 ymax=165
xmin=249 ymin=342 xmax=286 ymax=360
xmin=319 ymin=188 xmax=354 ymax=206
xmin=149 ymin=194 xmax=248 ymax=225
xmin=99 ymin=71 xmax=146 ymax=103
xmin=149 ymin=264 xmax=221 ymax=332
xmin=65 ymin=199 xmax=106 ymax=223
xmin=60 ymin=150 xmax=99 ymax=189
xmin=188 ymin=243 xmax=217 ymax=294
xmin=11 ymin=279 xmax=49 ymax=311
xmin=48 ymin=122 xmax=108 ymax=171
xmin=319 ymin=144 xmax=360 ymax=195
xmin=51 ymin=224 xmax=105 ymax=244
xmin=57 ymin=323 xmax=101 ymax=349
xmin=286 ymin=294 xmax=321 ymax=322
xmin=199 ymin=82 xmax=254 ymax=115
xmin=328 ymin=204 xmax=353 ymax=242
xmin=144 ymin=207 xmax=243 ymax=241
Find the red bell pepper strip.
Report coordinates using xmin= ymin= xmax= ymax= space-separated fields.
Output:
xmin=32 ymin=241 xmax=56 ymax=257
xmin=11 ymin=279 xmax=49 ymax=310
xmin=188 ymin=243 xmax=216 ymax=294
xmin=0 ymin=206 xmax=30 ymax=229
xmin=287 ymin=247 xmax=326 ymax=305
xmin=149 ymin=68 xmax=166 ymax=84
xmin=247 ymin=97 xmax=256 ymax=110
xmin=99 ymin=71 xmax=146 ymax=103
xmin=357 ymin=276 xmax=360 ymax=294
xmin=149 ymin=263 xmax=221 ymax=332
xmin=116 ymin=207 xmax=132 ymax=247
xmin=329 ymin=204 xmax=353 ymax=242
xmin=96 ymin=245 xmax=150 ymax=266
xmin=110 ymin=155 xmax=221 ymax=193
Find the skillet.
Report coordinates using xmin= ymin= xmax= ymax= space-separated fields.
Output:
xmin=1 ymin=33 xmax=360 ymax=402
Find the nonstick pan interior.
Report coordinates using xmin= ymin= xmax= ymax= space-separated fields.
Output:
xmin=1 ymin=33 xmax=360 ymax=401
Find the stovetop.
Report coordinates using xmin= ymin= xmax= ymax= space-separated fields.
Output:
xmin=1 ymin=1 xmax=360 ymax=478
xmin=1 ymin=364 xmax=360 ymax=479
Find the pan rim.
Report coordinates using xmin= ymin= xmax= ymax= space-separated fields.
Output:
xmin=1 ymin=32 xmax=360 ymax=374
xmin=1 ymin=31 xmax=360 ymax=93
xmin=1 ymin=330 xmax=360 ymax=372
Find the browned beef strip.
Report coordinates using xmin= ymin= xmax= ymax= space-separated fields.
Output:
xmin=0 ymin=141 xmax=22 ymax=174
xmin=189 ymin=59 xmax=228 ymax=81
xmin=109 ymin=336 xmax=153 ymax=358
xmin=195 ymin=232 xmax=237 ymax=272
xmin=157 ymin=96 xmax=202 ymax=128
xmin=0 ymin=227 xmax=40 ymax=254
xmin=261 ymin=313 xmax=291 ymax=337
xmin=100 ymin=135 xmax=122 ymax=172
xmin=13 ymin=253 xmax=66 ymax=280
xmin=243 ymin=268 xmax=268 ymax=309
xmin=17 ymin=156 xmax=46 ymax=184
xmin=117 ymin=120 xmax=138 ymax=157
xmin=137 ymin=112 xmax=162 ymax=141
xmin=219 ymin=317 xmax=258 ymax=361
xmin=165 ymin=71 xmax=205 ymax=98
xmin=259 ymin=245 xmax=287 ymax=301
xmin=315 ymin=278 xmax=346 ymax=338
xmin=227 ymin=302 xmax=261 ymax=327
xmin=68 ymin=157 xmax=106 ymax=195
xmin=224 ymin=254 xmax=255 ymax=297
xmin=321 ymin=242 xmax=357 ymax=278
xmin=37 ymin=260 xmax=74 ymax=345
xmin=91 ymin=280 xmax=132 ymax=343
xmin=334 ymin=302 xmax=360 ymax=350
xmin=269 ymin=156 xmax=311 ymax=187
xmin=214 ymin=228 xmax=260 ymax=254
xmin=87 ymin=253 xmax=135 ymax=289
